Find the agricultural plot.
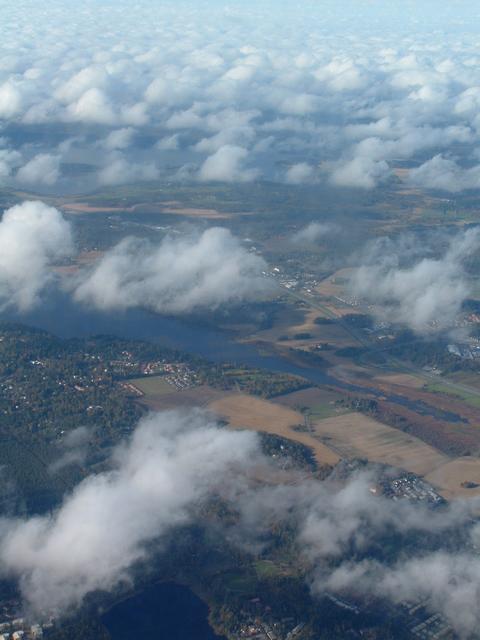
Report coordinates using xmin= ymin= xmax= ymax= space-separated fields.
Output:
xmin=129 ymin=376 xmax=173 ymax=397
xmin=426 ymin=457 xmax=480 ymax=500
xmin=311 ymin=412 xmax=449 ymax=477
xmin=208 ymin=393 xmax=340 ymax=466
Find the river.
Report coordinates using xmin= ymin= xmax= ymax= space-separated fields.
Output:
xmin=3 ymin=293 xmax=464 ymax=421
xmin=3 ymin=292 xmax=338 ymax=385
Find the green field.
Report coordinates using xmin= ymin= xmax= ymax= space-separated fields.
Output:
xmin=130 ymin=376 xmax=174 ymax=396
xmin=425 ymin=383 xmax=480 ymax=409
xmin=307 ymin=402 xmax=351 ymax=420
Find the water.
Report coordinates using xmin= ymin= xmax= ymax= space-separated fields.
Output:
xmin=3 ymin=292 xmax=337 ymax=385
xmin=102 ymin=582 xmax=226 ymax=640
xmin=3 ymin=293 xmax=465 ymax=420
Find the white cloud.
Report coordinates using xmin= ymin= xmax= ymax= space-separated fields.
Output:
xmin=351 ymin=228 xmax=480 ymax=333
xmin=330 ymin=156 xmax=390 ymax=189
xmin=0 ymin=410 xmax=259 ymax=616
xmin=16 ymin=154 xmax=61 ymax=186
xmin=103 ymin=127 xmax=136 ymax=150
xmin=409 ymin=155 xmax=480 ymax=192
xmin=0 ymin=148 xmax=22 ymax=180
xmin=0 ymin=201 xmax=73 ymax=311
xmin=0 ymin=1 xmax=479 ymax=188
xmin=66 ymin=88 xmax=116 ymax=125
xmin=198 ymin=145 xmax=259 ymax=182
xmin=73 ymin=227 xmax=269 ymax=313
xmin=98 ymin=153 xmax=158 ymax=186
xmin=285 ymin=162 xmax=315 ymax=184
xmin=292 ymin=222 xmax=338 ymax=244
xmin=0 ymin=82 xmax=22 ymax=118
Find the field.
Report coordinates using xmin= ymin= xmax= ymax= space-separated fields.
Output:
xmin=424 ymin=383 xmax=480 ymax=409
xmin=208 ymin=393 xmax=340 ymax=465
xmin=315 ymin=268 xmax=355 ymax=298
xmin=426 ymin=457 xmax=480 ymax=500
xmin=62 ymin=200 xmax=234 ymax=219
xmin=273 ymin=387 xmax=350 ymax=420
xmin=310 ymin=412 xmax=449 ymax=476
xmin=136 ymin=384 xmax=226 ymax=411
xmin=129 ymin=376 xmax=173 ymax=396
xmin=373 ymin=373 xmax=425 ymax=390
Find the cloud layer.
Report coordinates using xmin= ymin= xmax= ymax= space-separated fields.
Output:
xmin=0 ymin=1 xmax=480 ymax=190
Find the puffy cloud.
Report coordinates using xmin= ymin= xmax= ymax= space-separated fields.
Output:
xmin=330 ymin=155 xmax=390 ymax=189
xmin=98 ymin=153 xmax=159 ymax=186
xmin=233 ymin=468 xmax=480 ymax=637
xmin=0 ymin=82 xmax=22 ymax=119
xmin=49 ymin=427 xmax=93 ymax=474
xmin=66 ymin=88 xmax=116 ymax=125
xmin=320 ymin=553 xmax=480 ymax=639
xmin=0 ymin=201 xmax=73 ymax=311
xmin=285 ymin=162 xmax=315 ymax=184
xmin=0 ymin=1 xmax=479 ymax=188
xmin=16 ymin=154 xmax=61 ymax=186
xmin=292 ymin=222 xmax=338 ymax=244
xmin=3 ymin=405 xmax=480 ymax=633
xmin=0 ymin=147 xmax=22 ymax=180
xmin=350 ymin=228 xmax=480 ymax=333
xmin=73 ymin=227 xmax=269 ymax=313
xmin=0 ymin=410 xmax=259 ymax=616
xmin=103 ymin=127 xmax=136 ymax=150
xmin=409 ymin=155 xmax=480 ymax=192
xmin=198 ymin=145 xmax=259 ymax=182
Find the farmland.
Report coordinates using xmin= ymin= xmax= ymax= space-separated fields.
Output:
xmin=208 ymin=393 xmax=340 ymax=466
xmin=310 ymin=412 xmax=449 ymax=477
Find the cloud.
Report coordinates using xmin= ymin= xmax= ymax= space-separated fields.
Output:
xmin=0 ymin=2 xmax=479 ymax=188
xmin=0 ymin=82 xmax=22 ymax=119
xmin=103 ymin=127 xmax=136 ymax=151
xmin=285 ymin=162 xmax=315 ymax=184
xmin=97 ymin=153 xmax=158 ymax=186
xmin=0 ymin=410 xmax=260 ymax=616
xmin=292 ymin=222 xmax=338 ymax=245
xmin=16 ymin=154 xmax=61 ymax=186
xmin=0 ymin=147 xmax=22 ymax=180
xmin=198 ymin=145 xmax=259 ymax=182
xmin=49 ymin=427 xmax=93 ymax=474
xmin=234 ymin=468 xmax=480 ymax=637
xmin=0 ymin=201 xmax=73 ymax=311
xmin=320 ymin=553 xmax=480 ymax=639
xmin=73 ymin=227 xmax=269 ymax=313
xmin=3 ymin=408 xmax=480 ymax=634
xmin=409 ymin=155 xmax=480 ymax=192
xmin=350 ymin=228 xmax=480 ymax=333
xmin=330 ymin=155 xmax=390 ymax=189
xmin=66 ymin=88 xmax=116 ymax=125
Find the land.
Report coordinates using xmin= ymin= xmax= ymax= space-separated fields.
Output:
xmin=5 ymin=178 xmax=480 ymax=639
xmin=209 ymin=393 xmax=340 ymax=466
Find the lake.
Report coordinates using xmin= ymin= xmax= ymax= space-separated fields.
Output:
xmin=102 ymin=582 xmax=226 ymax=640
